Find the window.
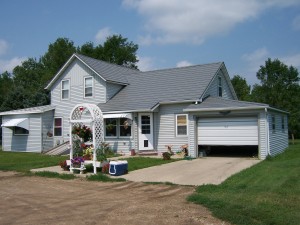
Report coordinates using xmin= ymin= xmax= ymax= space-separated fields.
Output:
xmin=61 ymin=80 xmax=70 ymax=100
xmin=54 ymin=118 xmax=62 ymax=136
xmin=272 ymin=115 xmax=276 ymax=132
xmin=176 ymin=114 xmax=188 ymax=136
xmin=141 ymin=115 xmax=151 ymax=134
xmin=281 ymin=116 xmax=285 ymax=132
xmin=105 ymin=118 xmax=132 ymax=138
xmin=14 ymin=127 xmax=29 ymax=135
xmin=105 ymin=118 xmax=117 ymax=137
xmin=84 ymin=77 xmax=93 ymax=98
xmin=218 ymin=76 xmax=222 ymax=97
xmin=120 ymin=118 xmax=132 ymax=137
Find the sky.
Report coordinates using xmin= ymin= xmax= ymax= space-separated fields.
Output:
xmin=1 ymin=0 xmax=300 ymax=85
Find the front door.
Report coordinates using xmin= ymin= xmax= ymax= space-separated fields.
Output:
xmin=138 ymin=113 xmax=154 ymax=150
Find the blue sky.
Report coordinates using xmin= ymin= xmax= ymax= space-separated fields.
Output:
xmin=1 ymin=0 xmax=300 ymax=85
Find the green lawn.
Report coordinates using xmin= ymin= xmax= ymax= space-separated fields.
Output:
xmin=188 ymin=140 xmax=300 ymax=225
xmin=0 ymin=151 xmax=68 ymax=172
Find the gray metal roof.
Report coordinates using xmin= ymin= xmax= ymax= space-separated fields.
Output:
xmin=75 ymin=54 xmax=139 ymax=84
xmin=99 ymin=62 xmax=223 ymax=112
xmin=0 ymin=105 xmax=55 ymax=116
xmin=184 ymin=96 xmax=269 ymax=112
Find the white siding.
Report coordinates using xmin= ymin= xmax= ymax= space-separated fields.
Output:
xmin=156 ymin=103 xmax=190 ymax=153
xmin=268 ymin=112 xmax=288 ymax=156
xmin=188 ymin=114 xmax=197 ymax=157
xmin=50 ymin=59 xmax=107 ymax=146
xmin=258 ymin=112 xmax=268 ymax=159
xmin=106 ymin=82 xmax=123 ymax=101
xmin=205 ymin=70 xmax=234 ymax=99
xmin=2 ymin=114 xmax=42 ymax=152
xmin=41 ymin=110 xmax=54 ymax=152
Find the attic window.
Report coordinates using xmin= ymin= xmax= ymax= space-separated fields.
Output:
xmin=84 ymin=77 xmax=93 ymax=98
xmin=218 ymin=76 xmax=222 ymax=97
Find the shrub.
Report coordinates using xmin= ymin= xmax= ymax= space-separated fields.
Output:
xmin=162 ymin=152 xmax=171 ymax=160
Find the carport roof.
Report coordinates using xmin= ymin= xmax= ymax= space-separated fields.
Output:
xmin=184 ymin=96 xmax=269 ymax=112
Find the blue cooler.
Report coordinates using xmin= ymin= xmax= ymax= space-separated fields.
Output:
xmin=109 ymin=160 xmax=128 ymax=176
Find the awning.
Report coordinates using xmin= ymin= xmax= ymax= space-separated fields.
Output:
xmin=103 ymin=113 xmax=132 ymax=120
xmin=1 ymin=118 xmax=29 ymax=130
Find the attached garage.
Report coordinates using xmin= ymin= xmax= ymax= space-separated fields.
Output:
xmin=197 ymin=117 xmax=258 ymax=146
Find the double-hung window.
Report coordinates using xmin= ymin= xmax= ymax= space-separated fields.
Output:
xmin=61 ymin=80 xmax=70 ymax=100
xmin=271 ymin=115 xmax=276 ymax=133
xmin=176 ymin=114 xmax=188 ymax=136
xmin=84 ymin=77 xmax=93 ymax=98
xmin=54 ymin=118 xmax=62 ymax=136
xmin=105 ymin=118 xmax=132 ymax=137
xmin=218 ymin=76 xmax=222 ymax=97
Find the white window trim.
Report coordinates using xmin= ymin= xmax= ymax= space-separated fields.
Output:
xmin=218 ymin=76 xmax=222 ymax=97
xmin=84 ymin=76 xmax=93 ymax=98
xmin=104 ymin=118 xmax=132 ymax=139
xmin=175 ymin=114 xmax=188 ymax=137
xmin=13 ymin=127 xmax=29 ymax=136
xmin=54 ymin=117 xmax=63 ymax=137
xmin=61 ymin=79 xmax=70 ymax=100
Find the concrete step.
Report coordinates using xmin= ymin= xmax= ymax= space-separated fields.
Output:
xmin=138 ymin=150 xmax=158 ymax=156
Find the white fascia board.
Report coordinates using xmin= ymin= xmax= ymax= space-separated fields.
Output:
xmin=183 ymin=106 xmax=267 ymax=112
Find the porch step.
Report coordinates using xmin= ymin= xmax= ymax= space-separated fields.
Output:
xmin=138 ymin=150 xmax=158 ymax=156
xmin=44 ymin=141 xmax=70 ymax=156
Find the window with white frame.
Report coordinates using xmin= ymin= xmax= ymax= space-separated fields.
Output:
xmin=84 ymin=77 xmax=93 ymax=98
xmin=14 ymin=127 xmax=29 ymax=135
xmin=54 ymin=118 xmax=62 ymax=136
xmin=176 ymin=114 xmax=188 ymax=136
xmin=105 ymin=118 xmax=132 ymax=137
xmin=61 ymin=80 xmax=70 ymax=100
xmin=218 ymin=76 xmax=222 ymax=97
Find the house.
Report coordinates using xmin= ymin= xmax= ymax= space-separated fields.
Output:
xmin=0 ymin=53 xmax=289 ymax=159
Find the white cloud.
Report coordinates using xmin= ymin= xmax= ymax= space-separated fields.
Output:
xmin=123 ymin=0 xmax=300 ymax=45
xmin=281 ymin=53 xmax=300 ymax=68
xmin=0 ymin=39 xmax=8 ymax=56
xmin=292 ymin=15 xmax=300 ymax=30
xmin=95 ymin=27 xmax=113 ymax=44
xmin=137 ymin=55 xmax=155 ymax=71
xmin=0 ymin=57 xmax=26 ymax=73
xmin=176 ymin=60 xmax=193 ymax=68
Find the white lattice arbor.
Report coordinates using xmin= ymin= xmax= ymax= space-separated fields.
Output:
xmin=69 ymin=103 xmax=104 ymax=174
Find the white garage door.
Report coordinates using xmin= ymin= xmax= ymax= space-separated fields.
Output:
xmin=198 ymin=117 xmax=258 ymax=145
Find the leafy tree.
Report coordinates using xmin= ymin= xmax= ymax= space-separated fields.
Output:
xmin=252 ymin=58 xmax=300 ymax=139
xmin=41 ymin=37 xmax=76 ymax=83
xmin=78 ymin=35 xmax=139 ymax=69
xmin=0 ymin=71 xmax=14 ymax=107
xmin=231 ymin=75 xmax=251 ymax=101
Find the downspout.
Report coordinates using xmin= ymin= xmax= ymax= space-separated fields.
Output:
xmin=265 ymin=108 xmax=271 ymax=156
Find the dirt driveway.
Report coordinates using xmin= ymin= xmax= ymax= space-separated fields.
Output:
xmin=0 ymin=171 xmax=229 ymax=225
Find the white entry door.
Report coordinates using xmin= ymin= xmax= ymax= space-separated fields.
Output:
xmin=138 ymin=113 xmax=154 ymax=150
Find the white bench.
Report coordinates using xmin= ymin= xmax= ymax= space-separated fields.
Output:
xmin=66 ymin=160 xmax=108 ymax=174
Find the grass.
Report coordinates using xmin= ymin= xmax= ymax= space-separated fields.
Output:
xmin=32 ymin=171 xmax=76 ymax=180
xmin=188 ymin=140 xmax=300 ymax=225
xmin=122 ymin=157 xmax=180 ymax=172
xmin=0 ymin=151 xmax=67 ymax=172
xmin=87 ymin=173 xmax=126 ymax=182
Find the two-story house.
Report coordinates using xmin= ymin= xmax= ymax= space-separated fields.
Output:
xmin=1 ymin=53 xmax=289 ymax=159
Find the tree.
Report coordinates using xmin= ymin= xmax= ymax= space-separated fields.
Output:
xmin=231 ymin=75 xmax=251 ymax=101
xmin=252 ymin=58 xmax=300 ymax=139
xmin=0 ymin=71 xmax=14 ymax=108
xmin=41 ymin=37 xmax=76 ymax=83
xmin=78 ymin=35 xmax=139 ymax=69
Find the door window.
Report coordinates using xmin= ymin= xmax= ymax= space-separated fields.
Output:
xmin=141 ymin=115 xmax=151 ymax=134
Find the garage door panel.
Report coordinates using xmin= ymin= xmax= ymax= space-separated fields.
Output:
xmin=198 ymin=117 xmax=258 ymax=146
xmin=199 ymin=130 xmax=258 ymax=137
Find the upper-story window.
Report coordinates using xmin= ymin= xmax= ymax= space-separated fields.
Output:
xmin=84 ymin=77 xmax=93 ymax=98
xmin=218 ymin=76 xmax=222 ymax=97
xmin=61 ymin=80 xmax=70 ymax=100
